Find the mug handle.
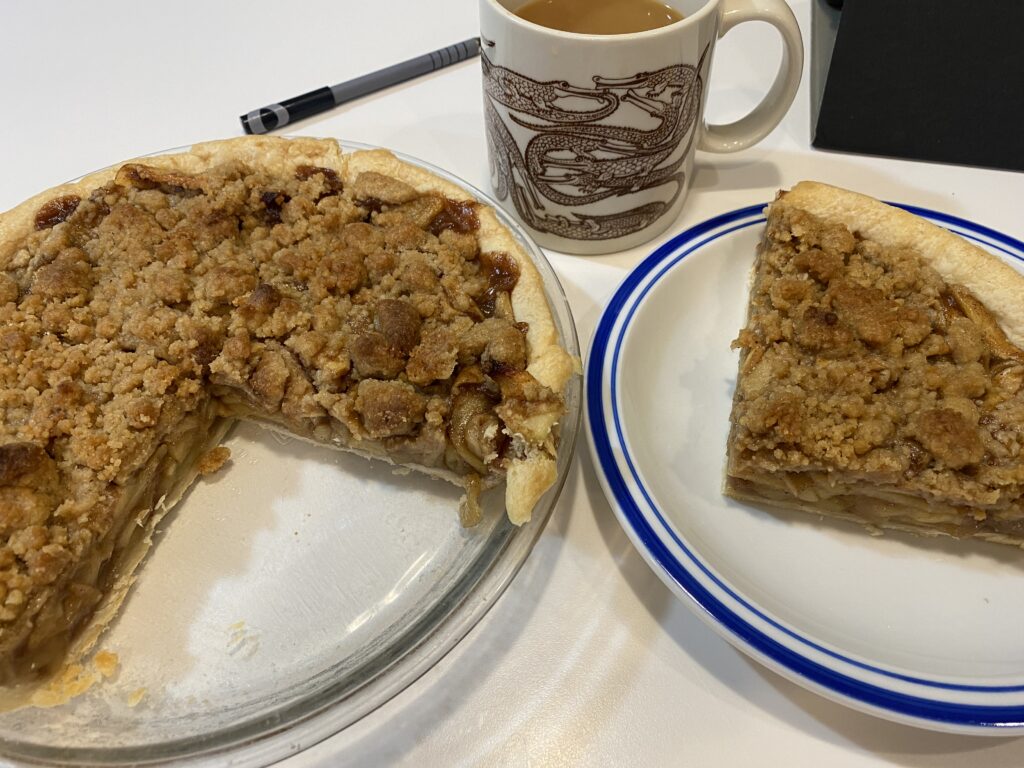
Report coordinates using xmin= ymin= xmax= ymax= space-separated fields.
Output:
xmin=698 ymin=0 xmax=804 ymax=153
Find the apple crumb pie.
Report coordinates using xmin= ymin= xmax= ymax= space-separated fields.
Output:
xmin=0 ymin=137 xmax=574 ymax=698
xmin=727 ymin=181 xmax=1024 ymax=548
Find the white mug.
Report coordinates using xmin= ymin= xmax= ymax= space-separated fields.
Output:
xmin=479 ymin=0 xmax=804 ymax=254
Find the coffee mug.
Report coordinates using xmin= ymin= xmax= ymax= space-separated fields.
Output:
xmin=479 ymin=0 xmax=803 ymax=254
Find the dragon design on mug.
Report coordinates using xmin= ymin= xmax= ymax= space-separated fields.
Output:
xmin=482 ymin=43 xmax=708 ymax=241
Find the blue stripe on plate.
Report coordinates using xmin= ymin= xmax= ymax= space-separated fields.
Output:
xmin=587 ymin=203 xmax=1024 ymax=728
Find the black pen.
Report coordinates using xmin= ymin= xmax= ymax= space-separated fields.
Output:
xmin=240 ymin=37 xmax=481 ymax=135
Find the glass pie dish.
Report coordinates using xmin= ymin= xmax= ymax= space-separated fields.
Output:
xmin=0 ymin=140 xmax=581 ymax=766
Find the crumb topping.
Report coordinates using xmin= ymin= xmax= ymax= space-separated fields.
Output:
xmin=0 ymin=155 xmax=563 ymax=670
xmin=731 ymin=203 xmax=1024 ymax=514
xmin=196 ymin=446 xmax=231 ymax=476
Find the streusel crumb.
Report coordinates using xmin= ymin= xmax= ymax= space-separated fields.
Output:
xmin=197 ymin=447 xmax=231 ymax=476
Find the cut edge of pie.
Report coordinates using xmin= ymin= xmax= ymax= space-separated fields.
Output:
xmin=725 ymin=180 xmax=1024 ymax=549
xmin=4 ymin=417 xmax=235 ymax=711
xmin=0 ymin=136 xmax=577 ymax=706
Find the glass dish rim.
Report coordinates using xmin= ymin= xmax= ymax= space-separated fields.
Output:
xmin=0 ymin=137 xmax=582 ymax=766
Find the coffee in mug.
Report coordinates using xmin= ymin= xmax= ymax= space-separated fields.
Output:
xmin=480 ymin=0 xmax=804 ymax=255
xmin=514 ymin=0 xmax=684 ymax=35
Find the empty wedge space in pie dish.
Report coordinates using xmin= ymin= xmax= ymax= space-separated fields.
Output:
xmin=0 ymin=138 xmax=581 ymax=765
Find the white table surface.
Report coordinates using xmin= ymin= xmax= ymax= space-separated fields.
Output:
xmin=3 ymin=2 xmax=1024 ymax=765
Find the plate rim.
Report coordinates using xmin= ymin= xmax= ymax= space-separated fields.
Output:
xmin=585 ymin=201 xmax=1024 ymax=733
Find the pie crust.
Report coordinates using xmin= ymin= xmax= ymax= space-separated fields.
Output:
xmin=727 ymin=181 xmax=1024 ymax=548
xmin=0 ymin=137 xmax=575 ymax=701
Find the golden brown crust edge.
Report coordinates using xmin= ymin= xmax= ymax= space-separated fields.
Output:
xmin=776 ymin=181 xmax=1024 ymax=347
xmin=0 ymin=136 xmax=344 ymax=266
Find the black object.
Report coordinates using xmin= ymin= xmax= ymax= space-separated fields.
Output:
xmin=240 ymin=38 xmax=481 ymax=135
xmin=812 ymin=0 xmax=1024 ymax=172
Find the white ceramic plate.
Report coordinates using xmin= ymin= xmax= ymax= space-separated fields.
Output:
xmin=586 ymin=203 xmax=1024 ymax=734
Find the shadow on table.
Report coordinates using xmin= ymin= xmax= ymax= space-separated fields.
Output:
xmin=690 ymin=154 xmax=783 ymax=194
xmin=692 ymin=147 xmax=997 ymax=217
xmin=753 ymin=662 xmax=1024 ymax=763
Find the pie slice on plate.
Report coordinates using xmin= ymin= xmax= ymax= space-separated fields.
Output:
xmin=727 ymin=181 xmax=1024 ymax=547
xmin=0 ymin=137 xmax=575 ymax=702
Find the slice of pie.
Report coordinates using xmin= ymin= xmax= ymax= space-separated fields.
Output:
xmin=727 ymin=181 xmax=1024 ymax=547
xmin=0 ymin=137 xmax=575 ymax=698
